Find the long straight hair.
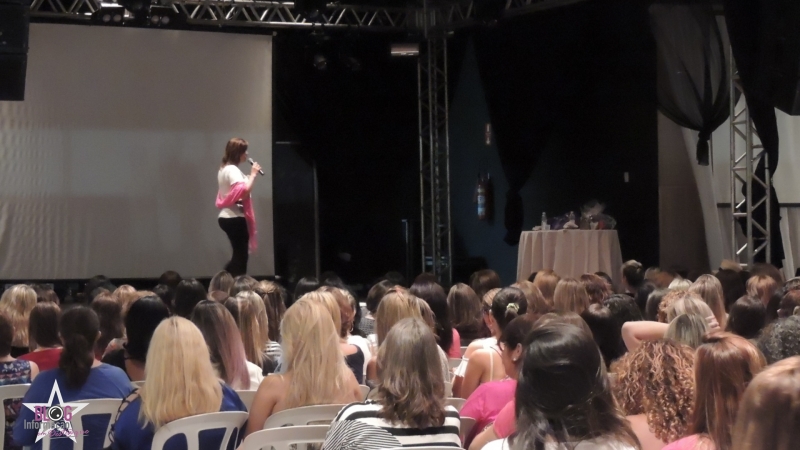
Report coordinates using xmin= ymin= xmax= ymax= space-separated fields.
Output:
xmin=257 ymin=281 xmax=286 ymax=342
xmin=409 ymin=282 xmax=454 ymax=353
xmin=190 ymin=301 xmax=250 ymax=389
xmin=690 ymin=275 xmax=728 ymax=329
xmin=0 ymin=284 xmax=36 ymax=347
xmin=224 ymin=292 xmax=267 ymax=367
xmin=59 ymin=307 xmax=100 ymax=388
xmin=375 ymin=290 xmax=421 ymax=346
xmin=553 ymin=278 xmax=590 ymax=315
xmin=140 ymin=317 xmax=222 ymax=428
xmin=691 ymin=333 xmax=766 ymax=450
xmin=511 ymin=323 xmax=640 ymax=450
xmin=280 ymin=298 xmax=351 ymax=409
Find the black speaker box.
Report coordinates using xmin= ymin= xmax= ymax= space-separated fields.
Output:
xmin=758 ymin=0 xmax=800 ymax=115
xmin=0 ymin=1 xmax=30 ymax=101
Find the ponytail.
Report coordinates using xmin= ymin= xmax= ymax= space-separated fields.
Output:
xmin=491 ymin=287 xmax=528 ymax=330
xmin=58 ymin=307 xmax=100 ymax=389
xmin=59 ymin=334 xmax=94 ymax=388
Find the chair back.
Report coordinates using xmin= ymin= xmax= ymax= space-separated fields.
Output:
xmin=131 ymin=381 xmax=145 ymax=389
xmin=263 ymin=404 xmax=346 ymax=429
xmin=448 ymin=358 xmax=462 ymax=370
xmin=460 ymin=346 xmax=469 ymax=357
xmin=151 ymin=411 xmax=249 ymax=450
xmin=444 ymin=381 xmax=453 ymax=398
xmin=358 ymin=385 xmax=371 ymax=401
xmin=0 ymin=384 xmax=29 ymax=449
xmin=236 ymin=390 xmax=257 ymax=411
xmin=444 ymin=397 xmax=465 ymax=412
xmin=39 ymin=398 xmax=123 ymax=450
xmin=241 ymin=425 xmax=329 ymax=450
xmin=460 ymin=416 xmax=477 ymax=443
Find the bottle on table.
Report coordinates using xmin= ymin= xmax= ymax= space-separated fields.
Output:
xmin=541 ymin=212 xmax=547 ymax=230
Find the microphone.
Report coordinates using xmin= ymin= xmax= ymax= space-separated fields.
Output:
xmin=248 ymin=158 xmax=265 ymax=176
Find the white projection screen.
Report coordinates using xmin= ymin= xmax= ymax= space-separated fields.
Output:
xmin=0 ymin=24 xmax=274 ymax=280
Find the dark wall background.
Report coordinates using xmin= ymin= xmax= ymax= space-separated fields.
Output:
xmin=449 ymin=0 xmax=658 ymax=284
xmin=273 ymin=0 xmax=659 ymax=287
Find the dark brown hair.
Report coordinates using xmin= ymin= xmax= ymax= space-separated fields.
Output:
xmin=29 ymin=302 xmax=61 ymax=350
xmin=90 ymin=293 xmax=123 ymax=358
xmin=447 ymin=283 xmax=484 ymax=339
xmin=0 ymin=314 xmax=13 ymax=357
xmin=220 ymin=137 xmax=248 ymax=166
xmin=469 ymin=269 xmax=502 ymax=301
xmin=580 ymin=273 xmax=612 ymax=305
xmin=59 ymin=307 xmax=100 ymax=388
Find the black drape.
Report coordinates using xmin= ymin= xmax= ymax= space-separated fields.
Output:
xmin=724 ymin=0 xmax=784 ymax=266
xmin=650 ymin=4 xmax=735 ymax=166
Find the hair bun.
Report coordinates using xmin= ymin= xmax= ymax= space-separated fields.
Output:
xmin=506 ymin=303 xmax=520 ymax=314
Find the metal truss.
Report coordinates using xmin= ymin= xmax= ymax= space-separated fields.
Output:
xmin=30 ymin=0 xmax=590 ymax=31
xmin=418 ymin=36 xmax=452 ymax=286
xmin=729 ymin=54 xmax=771 ymax=268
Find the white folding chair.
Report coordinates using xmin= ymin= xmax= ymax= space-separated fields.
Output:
xmin=460 ymin=416 xmax=477 ymax=443
xmin=445 ymin=397 xmax=465 ymax=412
xmin=460 ymin=346 xmax=469 ymax=357
xmin=0 ymin=384 xmax=28 ymax=449
xmin=448 ymin=358 xmax=462 ymax=371
xmin=39 ymin=398 xmax=122 ymax=450
xmin=444 ymin=381 xmax=453 ymax=398
xmin=385 ymin=447 xmax=464 ymax=450
xmin=131 ymin=381 xmax=145 ymax=389
xmin=236 ymin=390 xmax=258 ymax=411
xmin=263 ymin=404 xmax=346 ymax=429
xmin=241 ymin=425 xmax=329 ymax=450
xmin=358 ymin=385 xmax=371 ymax=401
xmin=151 ymin=411 xmax=249 ymax=450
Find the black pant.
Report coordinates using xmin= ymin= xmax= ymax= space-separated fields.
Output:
xmin=218 ymin=217 xmax=249 ymax=276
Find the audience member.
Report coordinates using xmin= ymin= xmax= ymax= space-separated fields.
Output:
xmin=224 ymin=292 xmax=276 ymax=375
xmin=0 ymin=285 xmax=36 ymax=357
xmin=460 ymin=316 xmax=535 ymax=448
xmin=323 ymin=318 xmax=461 ymax=449
xmin=605 ymin=294 xmax=644 ymax=324
xmin=470 ymin=269 xmax=502 ymax=302
xmin=663 ymin=333 xmax=765 ymax=450
xmin=757 ymin=316 xmax=800 ymax=364
xmin=645 ymin=289 xmax=669 ymax=322
xmin=448 ymin=283 xmax=487 ymax=343
xmin=553 ymin=278 xmax=590 ymax=315
xmin=230 ymin=275 xmax=259 ymax=296
xmin=726 ymin=296 xmax=766 ymax=340
xmin=532 ymin=270 xmax=560 ymax=305
xmin=343 ymin=289 xmax=372 ymax=378
xmin=582 ymin=304 xmax=626 ymax=367
xmin=112 ymin=317 xmax=246 ymax=450
xmin=151 ymin=283 xmax=175 ymax=311
xmin=90 ymin=293 xmax=124 ymax=359
xmin=111 ymin=285 xmax=138 ymax=318
xmin=255 ymin=281 xmax=286 ymax=361
xmin=689 ymin=275 xmax=728 ymax=329
xmin=308 ymin=289 xmax=366 ymax=383
xmin=747 ymin=275 xmax=779 ymax=308
xmin=410 ymin=282 xmax=459 ymax=357
xmin=157 ymin=270 xmax=182 ymax=289
xmin=0 ymin=313 xmax=37 ymax=450
xmin=777 ymin=289 xmax=800 ymax=318
xmin=362 ymin=280 xmax=394 ymax=336
xmin=173 ymin=278 xmax=208 ymax=318
xmin=14 ymin=307 xmax=131 ymax=450
xmin=731 ymin=356 xmax=800 ymax=450
xmin=245 ymin=298 xmax=361 ymax=437
xmin=512 ymin=281 xmax=550 ymax=321
xmin=293 ymin=276 xmax=320 ymax=304
xmin=621 ymin=260 xmax=646 ymax=294
xmin=191 ymin=301 xmax=263 ymax=390
xmin=19 ymin=302 xmax=62 ymax=371
xmin=580 ymin=273 xmax=612 ymax=305
xmin=102 ymin=296 xmax=170 ymax=382
xmin=209 ymin=270 xmax=234 ymax=294
xmin=665 ymin=314 xmax=708 ymax=349
xmin=614 ymin=340 xmax=695 ymax=450
xmin=634 ymin=282 xmax=657 ymax=315
xmin=455 ymin=287 xmax=526 ymax=399
xmin=714 ymin=269 xmax=747 ymax=312
xmin=480 ymin=323 xmax=640 ymax=450
xmin=595 ymin=271 xmax=615 ymax=291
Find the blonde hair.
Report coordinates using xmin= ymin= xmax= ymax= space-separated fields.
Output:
xmin=140 ymin=317 xmax=222 ymax=428
xmin=375 ymin=290 xmax=421 ymax=346
xmin=669 ymin=278 xmax=692 ymax=290
xmin=280 ymin=298 xmax=351 ymax=409
xmin=112 ymin=285 xmax=138 ymax=319
xmin=512 ymin=281 xmax=551 ymax=315
xmin=666 ymin=314 xmax=709 ymax=349
xmin=0 ymin=285 xmax=36 ymax=347
xmin=666 ymin=294 xmax=714 ymax=323
xmin=553 ymin=278 xmax=590 ymax=315
xmin=533 ymin=270 xmax=561 ymax=302
xmin=300 ymin=291 xmax=342 ymax=336
xmin=318 ymin=286 xmax=354 ymax=337
xmin=747 ymin=275 xmax=778 ymax=306
xmin=209 ymin=271 xmax=234 ymax=294
xmin=224 ymin=292 xmax=268 ymax=367
xmin=689 ymin=275 xmax=728 ymax=329
xmin=376 ymin=318 xmax=445 ymax=428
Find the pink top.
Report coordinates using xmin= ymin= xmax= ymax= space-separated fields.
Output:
xmin=447 ymin=328 xmax=462 ymax=358
xmin=216 ymin=181 xmax=257 ymax=252
xmin=493 ymin=399 xmax=516 ymax=438
xmin=663 ymin=435 xmax=712 ymax=450
xmin=460 ymin=379 xmax=516 ymax=447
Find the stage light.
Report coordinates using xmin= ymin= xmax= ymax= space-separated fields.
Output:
xmin=91 ymin=6 xmax=126 ymax=25
xmin=313 ymin=54 xmax=327 ymax=70
xmin=148 ymin=6 xmax=187 ymax=27
xmin=391 ymin=43 xmax=419 ymax=57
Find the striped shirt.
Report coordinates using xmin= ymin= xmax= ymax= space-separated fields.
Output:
xmin=323 ymin=401 xmax=461 ymax=449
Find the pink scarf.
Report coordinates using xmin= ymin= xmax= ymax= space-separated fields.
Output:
xmin=216 ymin=182 xmax=257 ymax=253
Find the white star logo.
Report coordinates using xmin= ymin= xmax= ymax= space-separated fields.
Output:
xmin=23 ymin=381 xmax=89 ymax=443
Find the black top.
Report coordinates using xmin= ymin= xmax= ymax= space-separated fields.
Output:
xmin=345 ymin=346 xmax=365 ymax=384
xmin=101 ymin=348 xmax=129 ymax=379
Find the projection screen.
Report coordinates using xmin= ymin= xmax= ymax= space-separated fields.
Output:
xmin=0 ymin=24 xmax=274 ymax=279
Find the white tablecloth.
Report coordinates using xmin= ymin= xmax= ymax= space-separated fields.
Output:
xmin=516 ymin=230 xmax=624 ymax=286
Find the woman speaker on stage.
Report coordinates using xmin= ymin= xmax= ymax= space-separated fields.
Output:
xmin=216 ymin=138 xmax=261 ymax=276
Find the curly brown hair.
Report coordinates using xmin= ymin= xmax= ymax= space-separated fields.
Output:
xmin=657 ymin=290 xmax=688 ymax=323
xmin=613 ymin=339 xmax=695 ymax=443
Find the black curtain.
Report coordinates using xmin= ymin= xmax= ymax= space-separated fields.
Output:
xmin=723 ymin=0 xmax=784 ymax=266
xmin=650 ymin=4 xmax=734 ymax=166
